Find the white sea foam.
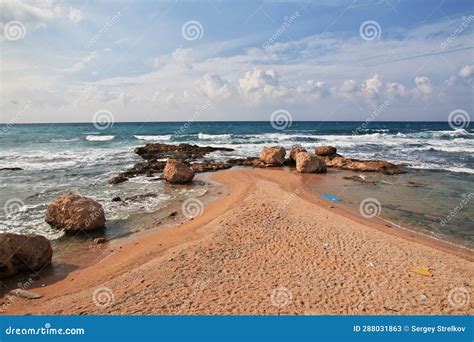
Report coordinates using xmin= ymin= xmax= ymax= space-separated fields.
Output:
xmin=134 ymin=135 xmax=171 ymax=141
xmin=86 ymin=135 xmax=115 ymax=141
xmin=197 ymin=133 xmax=232 ymax=140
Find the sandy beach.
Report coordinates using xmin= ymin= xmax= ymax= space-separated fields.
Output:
xmin=3 ymin=167 xmax=472 ymax=315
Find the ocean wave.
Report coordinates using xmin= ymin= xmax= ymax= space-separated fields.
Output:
xmin=397 ymin=129 xmax=473 ymax=140
xmin=197 ymin=133 xmax=232 ymax=140
xmin=50 ymin=138 xmax=80 ymax=143
xmin=86 ymin=135 xmax=115 ymax=141
xmin=408 ymin=163 xmax=474 ymax=174
xmin=134 ymin=135 xmax=171 ymax=141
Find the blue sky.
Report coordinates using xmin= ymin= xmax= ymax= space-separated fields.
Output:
xmin=1 ymin=0 xmax=473 ymax=123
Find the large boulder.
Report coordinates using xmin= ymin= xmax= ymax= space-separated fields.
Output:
xmin=295 ymin=152 xmax=327 ymax=173
xmin=315 ymin=146 xmax=337 ymax=157
xmin=45 ymin=192 xmax=106 ymax=232
xmin=163 ymin=159 xmax=195 ymax=184
xmin=0 ymin=233 xmax=52 ymax=279
xmin=289 ymin=145 xmax=307 ymax=163
xmin=259 ymin=146 xmax=286 ymax=166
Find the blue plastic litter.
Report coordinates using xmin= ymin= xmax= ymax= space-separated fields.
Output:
xmin=321 ymin=194 xmax=342 ymax=202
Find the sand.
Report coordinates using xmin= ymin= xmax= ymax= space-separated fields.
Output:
xmin=3 ymin=168 xmax=473 ymax=315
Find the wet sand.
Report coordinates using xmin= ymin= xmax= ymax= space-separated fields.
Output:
xmin=3 ymin=168 xmax=473 ymax=315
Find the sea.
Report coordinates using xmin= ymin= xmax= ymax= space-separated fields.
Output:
xmin=0 ymin=121 xmax=472 ymax=249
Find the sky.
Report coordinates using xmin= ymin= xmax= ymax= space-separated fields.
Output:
xmin=0 ymin=0 xmax=473 ymax=123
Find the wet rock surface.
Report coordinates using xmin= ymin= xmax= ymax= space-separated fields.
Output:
xmin=134 ymin=143 xmax=234 ymax=161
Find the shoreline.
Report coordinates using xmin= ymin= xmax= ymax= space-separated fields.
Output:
xmin=2 ymin=167 xmax=472 ymax=315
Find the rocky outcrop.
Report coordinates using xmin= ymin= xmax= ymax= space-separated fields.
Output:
xmin=259 ymin=146 xmax=286 ymax=166
xmin=289 ymin=145 xmax=307 ymax=163
xmin=45 ymin=192 xmax=106 ymax=232
xmin=163 ymin=159 xmax=195 ymax=184
xmin=108 ymin=160 xmax=166 ymax=184
xmin=0 ymin=233 xmax=52 ymax=279
xmin=320 ymin=154 xmax=403 ymax=175
xmin=315 ymin=146 xmax=337 ymax=157
xmin=134 ymin=143 xmax=234 ymax=161
xmin=295 ymin=152 xmax=327 ymax=173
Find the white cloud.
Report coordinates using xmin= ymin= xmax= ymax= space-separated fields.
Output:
xmin=360 ymin=74 xmax=384 ymax=99
xmin=199 ymin=73 xmax=230 ymax=99
xmin=459 ymin=65 xmax=474 ymax=79
xmin=238 ymin=69 xmax=288 ymax=104
xmin=414 ymin=76 xmax=433 ymax=97
xmin=172 ymin=48 xmax=194 ymax=69
xmin=296 ymin=80 xmax=328 ymax=98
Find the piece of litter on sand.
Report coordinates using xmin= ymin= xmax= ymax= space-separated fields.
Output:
xmin=321 ymin=194 xmax=342 ymax=202
xmin=367 ymin=261 xmax=375 ymax=267
xmin=419 ymin=294 xmax=428 ymax=301
xmin=8 ymin=289 xmax=42 ymax=299
xmin=409 ymin=266 xmax=433 ymax=277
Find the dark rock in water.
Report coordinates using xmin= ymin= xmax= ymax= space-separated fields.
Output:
xmin=169 ymin=211 xmax=178 ymax=217
xmin=45 ymin=192 xmax=106 ymax=232
xmin=0 ymin=233 xmax=53 ymax=280
xmin=191 ymin=161 xmax=234 ymax=173
xmin=343 ymin=175 xmax=377 ymax=185
xmin=163 ymin=159 xmax=195 ymax=184
xmin=108 ymin=174 xmax=128 ymax=185
xmin=124 ymin=193 xmax=157 ymax=202
xmin=112 ymin=196 xmax=122 ymax=202
xmin=134 ymin=143 xmax=234 ymax=161
xmin=108 ymin=160 xmax=166 ymax=184
xmin=319 ymin=154 xmax=403 ymax=175
xmin=0 ymin=167 xmax=23 ymax=171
